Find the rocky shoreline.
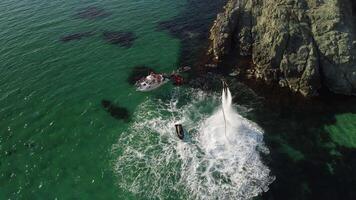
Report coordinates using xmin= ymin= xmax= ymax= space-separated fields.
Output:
xmin=208 ymin=0 xmax=356 ymax=96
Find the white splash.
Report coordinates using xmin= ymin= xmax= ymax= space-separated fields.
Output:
xmin=112 ymin=88 xmax=274 ymax=200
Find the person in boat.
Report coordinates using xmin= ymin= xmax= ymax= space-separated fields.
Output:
xmin=156 ymin=74 xmax=162 ymax=83
xmin=171 ymin=73 xmax=184 ymax=86
xmin=146 ymin=72 xmax=154 ymax=82
xmin=147 ymin=72 xmax=163 ymax=83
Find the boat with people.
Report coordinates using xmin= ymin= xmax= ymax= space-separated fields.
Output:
xmin=135 ymin=72 xmax=169 ymax=92
xmin=135 ymin=66 xmax=190 ymax=91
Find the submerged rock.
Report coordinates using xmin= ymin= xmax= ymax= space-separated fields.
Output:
xmin=59 ymin=32 xmax=94 ymax=42
xmin=75 ymin=6 xmax=111 ymax=20
xmin=209 ymin=0 xmax=356 ymax=96
xmin=102 ymin=31 xmax=137 ymax=47
xmin=101 ymin=100 xmax=129 ymax=121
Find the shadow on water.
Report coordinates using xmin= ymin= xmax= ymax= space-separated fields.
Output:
xmin=350 ymin=0 xmax=356 ymax=14
xmin=253 ymin=90 xmax=356 ymax=200
xmin=157 ymin=0 xmax=227 ymax=67
xmin=229 ymin=77 xmax=356 ymax=200
xmin=127 ymin=65 xmax=155 ymax=85
xmin=101 ymin=100 xmax=130 ymax=121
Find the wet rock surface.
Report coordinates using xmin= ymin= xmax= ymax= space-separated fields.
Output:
xmin=209 ymin=0 xmax=356 ymax=96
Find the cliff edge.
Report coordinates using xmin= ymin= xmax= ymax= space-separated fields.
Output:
xmin=209 ymin=0 xmax=356 ymax=96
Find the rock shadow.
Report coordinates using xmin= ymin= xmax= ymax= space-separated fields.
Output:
xmin=351 ymin=0 xmax=356 ymax=14
xmin=101 ymin=100 xmax=130 ymax=121
xmin=228 ymin=79 xmax=356 ymax=200
xmin=127 ymin=65 xmax=155 ymax=85
xmin=157 ymin=0 xmax=227 ymax=67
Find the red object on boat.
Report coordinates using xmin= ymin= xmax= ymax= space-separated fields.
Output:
xmin=171 ymin=74 xmax=184 ymax=86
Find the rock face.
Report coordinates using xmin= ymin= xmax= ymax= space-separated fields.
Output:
xmin=209 ymin=0 xmax=356 ymax=96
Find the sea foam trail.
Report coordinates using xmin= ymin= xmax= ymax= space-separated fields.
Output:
xmin=112 ymin=88 xmax=275 ymax=200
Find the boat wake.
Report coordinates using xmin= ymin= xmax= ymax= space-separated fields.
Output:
xmin=112 ymin=88 xmax=275 ymax=199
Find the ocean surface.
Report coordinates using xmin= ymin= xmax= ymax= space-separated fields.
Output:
xmin=1 ymin=0 xmax=356 ymax=199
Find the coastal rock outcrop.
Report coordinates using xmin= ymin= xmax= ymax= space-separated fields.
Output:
xmin=209 ymin=0 xmax=356 ymax=96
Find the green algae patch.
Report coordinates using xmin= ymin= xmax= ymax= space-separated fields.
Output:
xmin=325 ymin=114 xmax=356 ymax=148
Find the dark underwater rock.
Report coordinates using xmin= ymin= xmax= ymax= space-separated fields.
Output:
xmin=127 ymin=65 xmax=155 ymax=85
xmin=60 ymin=32 xmax=94 ymax=42
xmin=102 ymin=31 xmax=137 ymax=47
xmin=101 ymin=100 xmax=129 ymax=121
xmin=75 ymin=6 xmax=111 ymax=20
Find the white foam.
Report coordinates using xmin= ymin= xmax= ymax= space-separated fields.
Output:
xmin=112 ymin=88 xmax=274 ymax=200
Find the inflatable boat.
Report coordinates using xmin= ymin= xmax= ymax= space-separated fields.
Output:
xmin=135 ymin=72 xmax=169 ymax=92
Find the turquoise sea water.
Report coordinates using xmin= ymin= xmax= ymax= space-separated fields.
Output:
xmin=1 ymin=0 xmax=356 ymax=199
xmin=1 ymin=0 xmax=183 ymax=199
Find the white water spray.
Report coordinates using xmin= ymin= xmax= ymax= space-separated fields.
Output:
xmin=113 ymin=88 xmax=274 ymax=200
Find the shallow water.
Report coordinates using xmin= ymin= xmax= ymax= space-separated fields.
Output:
xmin=1 ymin=0 xmax=356 ymax=199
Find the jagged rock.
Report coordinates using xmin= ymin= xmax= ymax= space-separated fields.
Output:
xmin=209 ymin=0 xmax=356 ymax=96
xmin=209 ymin=0 xmax=240 ymax=60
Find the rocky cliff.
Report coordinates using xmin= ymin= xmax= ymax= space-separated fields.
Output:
xmin=209 ymin=0 xmax=356 ymax=96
